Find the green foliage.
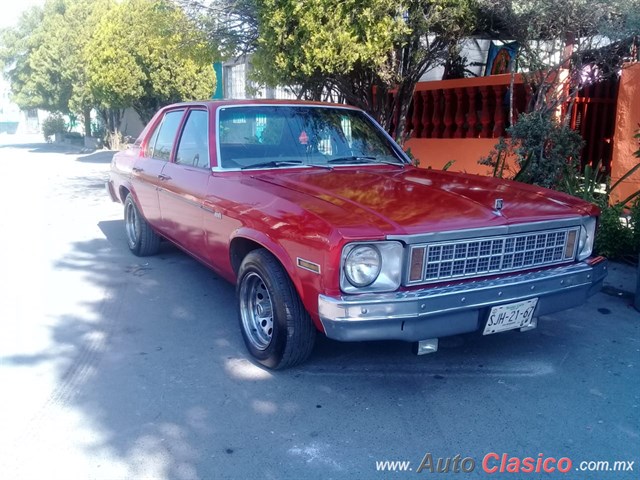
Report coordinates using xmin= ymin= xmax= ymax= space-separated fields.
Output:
xmin=255 ymin=0 xmax=402 ymax=82
xmin=85 ymin=0 xmax=217 ymax=123
xmin=0 ymin=0 xmax=110 ymax=133
xmin=403 ymin=147 xmax=420 ymax=167
xmin=41 ymin=113 xmax=67 ymax=140
xmin=0 ymin=4 xmax=58 ymax=112
xmin=442 ymin=160 xmax=456 ymax=171
xmin=477 ymin=0 xmax=640 ymax=116
xmin=573 ymin=130 xmax=640 ymax=261
xmin=482 ymin=123 xmax=640 ymax=260
xmin=251 ymin=0 xmax=478 ymax=138
xmin=177 ymin=0 xmax=259 ymax=59
xmin=480 ymin=112 xmax=584 ymax=190
xmin=1 ymin=0 xmax=218 ymax=140
xmin=594 ymin=202 xmax=636 ymax=260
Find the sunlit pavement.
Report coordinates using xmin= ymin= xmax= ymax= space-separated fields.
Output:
xmin=0 ymin=135 xmax=638 ymax=480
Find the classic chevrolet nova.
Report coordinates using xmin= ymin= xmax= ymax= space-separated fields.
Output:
xmin=107 ymin=100 xmax=607 ymax=368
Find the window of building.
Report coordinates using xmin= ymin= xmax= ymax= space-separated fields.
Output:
xmin=224 ymin=63 xmax=247 ymax=99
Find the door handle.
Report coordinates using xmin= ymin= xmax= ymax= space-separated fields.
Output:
xmin=132 ymin=167 xmax=143 ymax=173
xmin=157 ymin=173 xmax=171 ymax=181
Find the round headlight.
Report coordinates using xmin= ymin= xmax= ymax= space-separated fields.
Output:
xmin=344 ymin=245 xmax=381 ymax=287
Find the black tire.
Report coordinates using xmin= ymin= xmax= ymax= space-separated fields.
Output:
xmin=237 ymin=249 xmax=316 ymax=369
xmin=123 ymin=194 xmax=160 ymax=256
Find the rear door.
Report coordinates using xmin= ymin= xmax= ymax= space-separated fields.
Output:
xmin=157 ymin=108 xmax=212 ymax=257
xmin=132 ymin=109 xmax=185 ymax=228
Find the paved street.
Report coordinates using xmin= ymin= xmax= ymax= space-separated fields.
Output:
xmin=0 ymin=135 xmax=638 ymax=480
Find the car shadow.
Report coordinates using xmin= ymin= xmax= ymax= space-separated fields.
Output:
xmin=14 ymin=214 xmax=638 ymax=479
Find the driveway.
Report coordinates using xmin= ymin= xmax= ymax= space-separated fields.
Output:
xmin=0 ymin=135 xmax=638 ymax=479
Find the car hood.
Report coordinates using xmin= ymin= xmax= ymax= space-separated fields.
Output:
xmin=252 ymin=166 xmax=594 ymax=237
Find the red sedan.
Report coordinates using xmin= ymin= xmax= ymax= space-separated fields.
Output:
xmin=107 ymin=100 xmax=607 ymax=369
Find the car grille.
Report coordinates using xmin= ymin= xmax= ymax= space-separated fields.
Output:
xmin=407 ymin=227 xmax=580 ymax=285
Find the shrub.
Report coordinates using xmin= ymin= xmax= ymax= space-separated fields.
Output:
xmin=592 ymin=129 xmax=640 ymax=262
xmin=594 ymin=202 xmax=635 ymax=260
xmin=42 ymin=113 xmax=67 ymax=141
xmin=480 ymin=112 xmax=584 ymax=190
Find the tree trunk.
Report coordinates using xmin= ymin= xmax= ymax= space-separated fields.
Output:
xmin=82 ymin=105 xmax=92 ymax=138
xmin=98 ymin=108 xmax=124 ymax=149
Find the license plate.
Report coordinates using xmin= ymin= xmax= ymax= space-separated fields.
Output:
xmin=483 ymin=298 xmax=538 ymax=335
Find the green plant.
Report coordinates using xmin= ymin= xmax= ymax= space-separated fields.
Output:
xmin=563 ymin=160 xmax=607 ymax=204
xmin=442 ymin=160 xmax=456 ymax=171
xmin=404 ymin=147 xmax=420 ymax=167
xmin=594 ymin=202 xmax=636 ymax=260
xmin=592 ymin=129 xmax=640 ymax=261
xmin=41 ymin=113 xmax=67 ymax=141
xmin=480 ymin=137 xmax=510 ymax=178
xmin=485 ymin=124 xmax=639 ymax=261
xmin=480 ymin=112 xmax=584 ymax=189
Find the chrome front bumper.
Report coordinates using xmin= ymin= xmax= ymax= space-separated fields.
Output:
xmin=318 ymin=259 xmax=607 ymax=342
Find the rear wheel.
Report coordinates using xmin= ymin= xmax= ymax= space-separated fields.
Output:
xmin=124 ymin=194 xmax=160 ymax=256
xmin=237 ymin=249 xmax=316 ymax=369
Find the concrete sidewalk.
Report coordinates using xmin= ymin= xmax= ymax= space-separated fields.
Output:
xmin=603 ymin=260 xmax=639 ymax=311
xmin=605 ymin=261 xmax=637 ymax=292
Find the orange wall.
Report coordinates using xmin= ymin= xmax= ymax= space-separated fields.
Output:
xmin=610 ymin=63 xmax=640 ymax=206
xmin=405 ymin=138 xmax=504 ymax=175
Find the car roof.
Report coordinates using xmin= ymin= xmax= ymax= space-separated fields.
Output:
xmin=161 ymin=99 xmax=362 ymax=111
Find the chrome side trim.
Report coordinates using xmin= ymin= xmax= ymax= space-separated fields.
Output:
xmin=157 ymin=187 xmax=201 ymax=209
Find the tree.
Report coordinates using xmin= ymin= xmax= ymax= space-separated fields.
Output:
xmin=85 ymin=0 xmax=217 ymax=144
xmin=477 ymin=0 xmax=639 ymax=189
xmin=253 ymin=0 xmax=478 ymax=141
xmin=0 ymin=0 xmax=111 ymax=136
xmin=0 ymin=3 xmax=65 ymax=113
xmin=178 ymin=0 xmax=259 ymax=58
xmin=478 ymin=0 xmax=640 ymax=115
xmin=1 ymin=0 xmax=217 ymax=144
xmin=180 ymin=0 xmax=477 ymax=141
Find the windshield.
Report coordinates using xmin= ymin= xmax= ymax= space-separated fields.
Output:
xmin=217 ymin=105 xmax=407 ymax=169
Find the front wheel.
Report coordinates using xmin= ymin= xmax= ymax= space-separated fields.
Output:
xmin=124 ymin=194 xmax=160 ymax=256
xmin=237 ymin=249 xmax=316 ymax=369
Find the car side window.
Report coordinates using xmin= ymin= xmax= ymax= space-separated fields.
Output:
xmin=145 ymin=110 xmax=185 ymax=160
xmin=175 ymin=110 xmax=210 ymax=169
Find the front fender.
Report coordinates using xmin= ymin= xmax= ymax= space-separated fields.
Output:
xmin=230 ymin=227 xmax=325 ymax=331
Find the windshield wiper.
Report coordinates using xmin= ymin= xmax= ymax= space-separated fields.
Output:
xmin=306 ymin=163 xmax=333 ymax=170
xmin=241 ymin=160 xmax=303 ymax=170
xmin=327 ymin=156 xmax=377 ymax=164
xmin=327 ymin=156 xmax=405 ymax=168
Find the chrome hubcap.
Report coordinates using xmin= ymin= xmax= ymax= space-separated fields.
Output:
xmin=239 ymin=272 xmax=274 ymax=350
xmin=125 ymin=201 xmax=140 ymax=249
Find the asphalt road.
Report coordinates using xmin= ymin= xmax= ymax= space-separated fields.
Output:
xmin=0 ymin=135 xmax=638 ymax=480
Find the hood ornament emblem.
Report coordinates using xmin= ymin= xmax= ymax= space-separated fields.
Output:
xmin=493 ymin=198 xmax=504 ymax=216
